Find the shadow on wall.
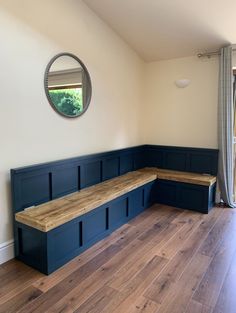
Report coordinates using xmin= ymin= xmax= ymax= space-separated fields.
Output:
xmin=3 ymin=177 xmax=14 ymax=240
xmin=0 ymin=0 xmax=93 ymax=59
xmin=6 ymin=179 xmax=13 ymax=235
xmin=0 ymin=0 xmax=134 ymax=78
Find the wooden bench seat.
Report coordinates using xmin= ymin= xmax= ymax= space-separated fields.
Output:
xmin=140 ymin=167 xmax=216 ymax=186
xmin=15 ymin=167 xmax=216 ymax=233
xmin=15 ymin=170 xmax=157 ymax=232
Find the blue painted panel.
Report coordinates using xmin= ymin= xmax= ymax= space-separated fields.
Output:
xmin=11 ymin=146 xmax=143 ymax=213
xmin=146 ymin=145 xmax=218 ymax=175
xmin=52 ymin=166 xmax=79 ymax=198
xmin=15 ymin=223 xmax=47 ymax=273
xmin=82 ymin=205 xmax=107 ymax=245
xmin=128 ymin=187 xmax=144 ymax=218
xmin=164 ymin=151 xmax=187 ymax=171
xmin=120 ymin=153 xmax=133 ymax=174
xmin=80 ymin=160 xmax=101 ymax=188
xmin=145 ymin=149 xmax=163 ymax=168
xmin=156 ymin=180 xmax=178 ymax=206
xmin=177 ymin=183 xmax=207 ymax=212
xmin=144 ymin=181 xmax=158 ymax=208
xmin=49 ymin=221 xmax=80 ymax=262
xmin=109 ymin=197 xmax=128 ymax=229
xmin=18 ymin=227 xmax=42 ymax=260
xmin=133 ymin=150 xmax=146 ymax=169
xmin=189 ymin=153 xmax=216 ymax=175
xmin=156 ymin=179 xmax=214 ymax=214
xmin=20 ymin=173 xmax=51 ymax=210
xmin=208 ymin=183 xmax=216 ymax=209
xmin=102 ymin=157 xmax=119 ymax=181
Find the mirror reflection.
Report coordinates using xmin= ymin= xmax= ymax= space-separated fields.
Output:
xmin=45 ymin=53 xmax=92 ymax=118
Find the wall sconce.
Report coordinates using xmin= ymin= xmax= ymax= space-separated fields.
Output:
xmin=175 ymin=79 xmax=190 ymax=88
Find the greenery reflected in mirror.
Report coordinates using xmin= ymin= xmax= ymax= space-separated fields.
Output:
xmin=45 ymin=53 xmax=92 ymax=118
xmin=49 ymin=88 xmax=82 ymax=116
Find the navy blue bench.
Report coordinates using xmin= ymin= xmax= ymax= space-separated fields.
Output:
xmin=11 ymin=145 xmax=218 ymax=274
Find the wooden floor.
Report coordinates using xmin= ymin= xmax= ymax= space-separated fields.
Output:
xmin=1 ymin=205 xmax=236 ymax=313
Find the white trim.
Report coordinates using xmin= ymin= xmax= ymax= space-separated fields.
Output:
xmin=0 ymin=240 xmax=14 ymax=265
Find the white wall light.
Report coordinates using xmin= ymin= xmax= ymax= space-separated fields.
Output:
xmin=175 ymin=79 xmax=190 ymax=88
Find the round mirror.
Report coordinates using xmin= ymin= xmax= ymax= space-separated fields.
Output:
xmin=44 ymin=53 xmax=92 ymax=118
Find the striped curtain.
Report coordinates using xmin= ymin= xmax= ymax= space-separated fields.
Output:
xmin=218 ymin=45 xmax=235 ymax=207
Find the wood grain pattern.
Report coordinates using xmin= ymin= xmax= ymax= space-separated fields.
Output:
xmin=193 ymin=208 xmax=236 ymax=308
xmin=156 ymin=253 xmax=212 ymax=313
xmin=157 ymin=212 xmax=203 ymax=259
xmin=0 ymin=286 xmax=42 ymax=313
xmin=2 ymin=205 xmax=234 ymax=313
xmin=185 ymin=299 xmax=213 ymax=313
xmin=127 ymin=297 xmax=160 ymax=313
xmin=198 ymin=208 xmax=235 ymax=257
xmin=213 ymin=249 xmax=236 ymax=313
xmin=15 ymin=170 xmax=157 ymax=231
xmin=108 ymin=255 xmax=168 ymax=313
xmin=140 ymin=167 xmax=216 ymax=186
xmin=144 ymin=207 xmax=222 ymax=304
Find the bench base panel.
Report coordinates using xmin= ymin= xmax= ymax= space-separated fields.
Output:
xmin=156 ymin=180 xmax=216 ymax=214
xmin=14 ymin=181 xmax=157 ymax=275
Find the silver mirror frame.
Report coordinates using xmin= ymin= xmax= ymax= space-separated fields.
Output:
xmin=44 ymin=52 xmax=92 ymax=118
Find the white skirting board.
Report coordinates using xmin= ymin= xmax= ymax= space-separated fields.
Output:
xmin=0 ymin=240 xmax=14 ymax=265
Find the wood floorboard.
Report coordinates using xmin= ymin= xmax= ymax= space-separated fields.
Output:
xmin=156 ymin=212 xmax=203 ymax=259
xmin=0 ymin=268 xmax=43 ymax=306
xmin=155 ymin=252 xmax=212 ymax=313
xmin=107 ymin=256 xmax=168 ymax=313
xmin=184 ymin=299 xmax=213 ymax=313
xmin=0 ymin=286 xmax=43 ymax=313
xmin=193 ymin=210 xmax=236 ymax=308
xmin=127 ymin=297 xmax=160 ymax=313
xmin=73 ymin=286 xmax=117 ymax=313
xmin=144 ymin=206 xmax=223 ymax=306
xmin=198 ymin=208 xmax=235 ymax=257
xmin=137 ymin=207 xmax=181 ymax=242
xmin=109 ymin=225 xmax=179 ymax=291
xmin=45 ymin=238 xmax=161 ymax=313
xmin=0 ymin=205 xmax=235 ymax=313
xmin=213 ymin=248 xmax=236 ymax=313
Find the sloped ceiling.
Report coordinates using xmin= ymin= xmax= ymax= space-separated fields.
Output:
xmin=83 ymin=0 xmax=235 ymax=61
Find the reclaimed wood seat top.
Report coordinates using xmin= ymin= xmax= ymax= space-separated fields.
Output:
xmin=140 ymin=167 xmax=216 ymax=187
xmin=15 ymin=170 xmax=157 ymax=232
xmin=15 ymin=168 xmax=216 ymax=232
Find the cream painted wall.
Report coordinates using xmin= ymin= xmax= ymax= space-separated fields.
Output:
xmin=141 ymin=56 xmax=219 ymax=149
xmin=0 ymin=0 xmax=144 ymax=244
